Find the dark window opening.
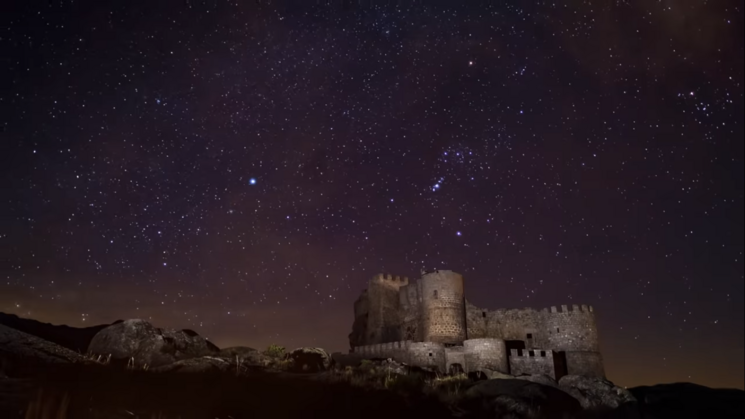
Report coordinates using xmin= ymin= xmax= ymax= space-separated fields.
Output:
xmin=541 ymin=351 xmax=546 ymax=357
xmin=433 ymin=290 xmax=438 ymax=299
xmin=482 ymin=311 xmax=486 ymax=318
xmin=557 ymin=328 xmax=560 ymax=333
xmin=527 ymin=333 xmax=533 ymax=339
xmin=428 ymin=352 xmax=433 ymax=357
xmin=528 ymin=350 xmax=535 ymax=357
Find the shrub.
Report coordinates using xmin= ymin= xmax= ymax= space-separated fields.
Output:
xmin=384 ymin=373 xmax=426 ymax=395
xmin=263 ymin=344 xmax=286 ymax=359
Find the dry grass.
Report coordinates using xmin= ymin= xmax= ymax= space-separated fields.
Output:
xmin=324 ymin=361 xmax=471 ymax=406
xmin=81 ymin=352 xmax=111 ymax=366
xmin=23 ymin=388 xmax=69 ymax=419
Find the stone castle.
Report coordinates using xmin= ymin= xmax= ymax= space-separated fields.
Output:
xmin=348 ymin=270 xmax=605 ymax=380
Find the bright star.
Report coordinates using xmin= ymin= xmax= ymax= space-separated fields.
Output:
xmin=249 ymin=178 xmax=257 ymax=185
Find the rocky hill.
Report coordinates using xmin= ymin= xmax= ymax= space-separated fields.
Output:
xmin=1 ymin=313 xmax=742 ymax=419
xmin=0 ymin=312 xmax=113 ymax=353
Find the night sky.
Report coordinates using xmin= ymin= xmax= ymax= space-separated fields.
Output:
xmin=1 ymin=0 xmax=743 ymax=390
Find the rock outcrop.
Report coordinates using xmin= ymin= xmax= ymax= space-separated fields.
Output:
xmin=287 ymin=347 xmax=332 ymax=373
xmin=516 ymin=374 xmax=559 ymax=388
xmin=461 ymin=378 xmax=582 ymax=419
xmin=472 ymin=368 xmax=515 ymax=380
xmin=558 ymin=375 xmax=636 ymax=410
xmin=87 ymin=319 xmax=219 ymax=368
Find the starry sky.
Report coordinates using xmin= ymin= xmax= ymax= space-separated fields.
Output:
xmin=1 ymin=0 xmax=743 ymax=390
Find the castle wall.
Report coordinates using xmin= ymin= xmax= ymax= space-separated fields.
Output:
xmin=465 ymin=302 xmax=488 ymax=339
xmin=485 ymin=308 xmax=545 ymax=348
xmin=399 ymin=284 xmax=422 ymax=341
xmin=509 ymin=348 xmax=556 ymax=377
xmin=565 ymin=351 xmax=605 ymax=378
xmin=365 ymin=274 xmax=409 ymax=344
xmin=444 ymin=347 xmax=466 ymax=373
xmin=348 ymin=291 xmax=370 ymax=349
xmin=478 ymin=305 xmax=599 ymax=353
xmin=544 ymin=305 xmax=600 ymax=352
xmin=354 ymin=291 xmax=369 ymax=318
xmin=353 ymin=340 xmax=413 ymax=361
xmin=463 ymin=338 xmax=508 ymax=373
xmin=408 ymin=342 xmax=447 ymax=371
xmin=420 ymin=270 xmax=467 ymax=344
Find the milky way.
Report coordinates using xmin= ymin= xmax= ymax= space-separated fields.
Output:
xmin=1 ymin=1 xmax=743 ymax=389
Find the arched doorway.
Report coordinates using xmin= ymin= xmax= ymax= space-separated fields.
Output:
xmin=448 ymin=363 xmax=464 ymax=375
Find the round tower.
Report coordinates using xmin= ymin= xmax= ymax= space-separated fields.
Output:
xmin=420 ymin=270 xmax=467 ymax=345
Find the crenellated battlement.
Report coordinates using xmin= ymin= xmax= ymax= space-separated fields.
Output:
xmin=483 ymin=303 xmax=595 ymax=317
xmin=510 ymin=348 xmax=554 ymax=358
xmin=372 ymin=273 xmax=410 ymax=285
xmin=509 ymin=347 xmax=557 ymax=377
xmin=543 ymin=304 xmax=594 ymax=314
xmin=353 ymin=340 xmax=416 ymax=355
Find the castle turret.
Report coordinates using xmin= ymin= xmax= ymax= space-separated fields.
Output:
xmin=419 ymin=270 xmax=467 ymax=345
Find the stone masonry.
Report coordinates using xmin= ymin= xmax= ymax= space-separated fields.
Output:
xmin=349 ymin=269 xmax=605 ymax=380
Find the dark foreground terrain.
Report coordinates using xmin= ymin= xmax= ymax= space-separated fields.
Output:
xmin=1 ymin=315 xmax=742 ymax=419
xmin=2 ymin=363 xmax=456 ymax=419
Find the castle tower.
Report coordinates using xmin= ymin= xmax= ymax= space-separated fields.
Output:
xmin=364 ymin=273 xmax=409 ymax=344
xmin=419 ymin=270 xmax=467 ymax=345
xmin=544 ymin=304 xmax=600 ymax=352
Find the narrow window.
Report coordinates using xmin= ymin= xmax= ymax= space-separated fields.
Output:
xmin=482 ymin=311 xmax=486 ymax=318
xmin=541 ymin=351 xmax=546 ymax=357
xmin=556 ymin=328 xmax=560 ymax=333
xmin=433 ymin=290 xmax=438 ymax=299
xmin=527 ymin=333 xmax=533 ymax=339
xmin=428 ymin=352 xmax=433 ymax=357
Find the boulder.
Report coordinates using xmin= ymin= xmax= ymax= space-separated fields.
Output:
xmin=472 ymin=368 xmax=514 ymax=380
xmin=152 ymin=356 xmax=234 ymax=374
xmin=286 ymin=347 xmax=332 ymax=373
xmin=558 ymin=375 xmax=636 ymax=410
xmin=87 ymin=319 xmax=219 ymax=368
xmin=461 ymin=378 xmax=582 ymax=419
xmin=330 ymin=352 xmax=360 ymax=368
xmin=164 ymin=328 xmax=220 ymax=358
xmin=516 ymin=374 xmax=559 ymax=388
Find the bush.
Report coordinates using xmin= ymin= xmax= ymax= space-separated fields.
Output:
xmin=263 ymin=344 xmax=285 ymax=359
xmin=384 ymin=373 xmax=426 ymax=395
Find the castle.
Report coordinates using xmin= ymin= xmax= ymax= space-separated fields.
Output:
xmin=348 ymin=270 xmax=605 ymax=380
